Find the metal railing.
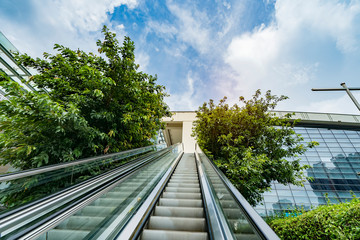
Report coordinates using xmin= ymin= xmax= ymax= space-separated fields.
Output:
xmin=0 ymin=144 xmax=179 ymax=239
xmin=195 ymin=144 xmax=280 ymax=240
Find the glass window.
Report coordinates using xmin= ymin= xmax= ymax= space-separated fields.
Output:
xmin=275 ymin=184 xmax=290 ymax=190
xmin=326 ymin=142 xmax=340 ymax=147
xmin=263 ymin=191 xmax=277 ymax=196
xmin=319 ymin=191 xmax=338 ymax=197
xmin=309 ymin=197 xmax=326 ymax=205
xmin=304 ymin=184 xmax=315 ymax=190
xmin=329 ymin=173 xmax=343 ymax=178
xmin=331 ymin=130 xmax=345 ymax=134
xmin=342 ymin=148 xmax=357 ymax=153
xmin=307 ymin=129 xmax=320 ymax=133
xmin=344 ymin=131 xmax=358 ymax=135
xmin=263 ymin=196 xmax=279 ymax=202
xmin=328 ymin=168 xmax=341 ymax=173
xmin=336 ymin=162 xmax=353 ymax=167
xmin=347 ymin=135 xmax=360 ymax=139
xmin=339 ymin=142 xmax=354 ymax=147
xmin=333 ymin=134 xmax=348 ymax=138
xmin=276 ymin=190 xmax=292 ymax=196
xmin=266 ymin=203 xmax=281 ymax=210
xmin=351 ymin=163 xmax=360 ymax=168
xmin=280 ymin=202 xmax=296 ymax=210
xmin=343 ymin=174 xmax=359 ymax=179
xmin=307 ymin=156 xmax=321 ymax=161
xmin=329 ymin=148 xmax=344 ymax=153
xmin=337 ymin=191 xmax=354 ymax=198
xmin=255 ymin=209 xmax=267 ymax=217
xmin=294 ymin=197 xmax=310 ymax=204
xmin=292 ymin=191 xmax=308 ymax=197
xmin=306 ymin=191 xmax=321 ymax=198
xmin=348 ymin=157 xmax=360 ymax=162
xmin=340 ymin=168 xmax=354 ymax=173
xmin=309 ymin=134 xmax=322 ymax=138
xmin=318 ymin=152 xmax=332 ymax=157
xmin=313 ymin=173 xmax=328 ymax=178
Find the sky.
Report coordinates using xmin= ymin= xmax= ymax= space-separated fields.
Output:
xmin=1 ymin=0 xmax=360 ymax=114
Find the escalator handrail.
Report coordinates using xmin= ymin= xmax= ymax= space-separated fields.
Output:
xmin=195 ymin=149 xmax=231 ymax=240
xmin=0 ymin=144 xmax=163 ymax=182
xmin=16 ymin=145 xmax=181 ymax=240
xmin=0 ymin=145 xmax=176 ymax=239
xmin=195 ymin=144 xmax=280 ymax=240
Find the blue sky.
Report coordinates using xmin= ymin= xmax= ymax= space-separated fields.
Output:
xmin=1 ymin=0 xmax=360 ymax=113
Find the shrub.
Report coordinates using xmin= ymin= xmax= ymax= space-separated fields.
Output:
xmin=269 ymin=198 xmax=360 ymax=239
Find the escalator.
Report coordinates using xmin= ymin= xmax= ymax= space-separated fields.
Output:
xmin=141 ymin=153 xmax=208 ymax=240
xmin=0 ymin=144 xmax=279 ymax=240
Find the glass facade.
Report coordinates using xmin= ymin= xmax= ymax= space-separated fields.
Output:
xmin=0 ymin=31 xmax=36 ymax=98
xmin=255 ymin=126 xmax=360 ymax=217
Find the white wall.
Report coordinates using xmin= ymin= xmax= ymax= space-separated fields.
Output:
xmin=163 ymin=112 xmax=197 ymax=153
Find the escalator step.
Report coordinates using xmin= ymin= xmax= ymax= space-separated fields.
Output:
xmin=167 ymin=183 xmax=199 ymax=188
xmin=141 ymin=229 xmax=208 ymax=240
xmin=154 ymin=206 xmax=204 ymax=218
xmin=162 ymin=192 xmax=202 ymax=199
xmin=159 ymin=198 xmax=203 ymax=208
xmin=165 ymin=187 xmax=200 ymax=193
xmin=148 ymin=216 xmax=206 ymax=232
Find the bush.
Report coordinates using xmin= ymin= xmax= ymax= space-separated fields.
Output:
xmin=269 ymin=198 xmax=360 ymax=239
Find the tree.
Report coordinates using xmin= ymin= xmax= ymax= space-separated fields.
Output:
xmin=192 ymin=90 xmax=317 ymax=206
xmin=0 ymin=26 xmax=170 ymax=170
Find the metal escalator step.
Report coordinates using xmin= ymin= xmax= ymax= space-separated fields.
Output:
xmin=165 ymin=187 xmax=200 ymax=193
xmin=148 ymin=216 xmax=206 ymax=232
xmin=40 ymin=229 xmax=90 ymax=240
xmin=167 ymin=183 xmax=199 ymax=188
xmin=162 ymin=192 xmax=201 ymax=199
xmin=56 ymin=216 xmax=104 ymax=231
xmin=172 ymin=173 xmax=198 ymax=175
xmin=169 ymin=179 xmax=199 ymax=183
xmin=159 ymin=198 xmax=203 ymax=207
xmin=154 ymin=206 xmax=204 ymax=218
xmin=141 ymin=229 xmax=208 ymax=240
xmin=171 ymin=176 xmax=198 ymax=179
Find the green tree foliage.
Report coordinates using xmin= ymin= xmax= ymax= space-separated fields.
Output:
xmin=269 ymin=197 xmax=360 ymax=239
xmin=192 ymin=90 xmax=317 ymax=205
xmin=0 ymin=26 xmax=170 ymax=170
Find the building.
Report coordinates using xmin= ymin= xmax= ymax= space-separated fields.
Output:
xmin=162 ymin=111 xmax=360 ymax=217
xmin=0 ymin=31 xmax=36 ymax=100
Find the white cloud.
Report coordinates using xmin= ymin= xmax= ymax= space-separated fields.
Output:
xmin=165 ymin=72 xmax=201 ymax=110
xmin=166 ymin=1 xmax=211 ymax=54
xmin=136 ymin=51 xmax=150 ymax=71
xmin=224 ymin=0 xmax=360 ymax=114
xmin=146 ymin=21 xmax=178 ymax=40
xmin=0 ymin=0 xmax=137 ymax=57
xmin=296 ymin=92 xmax=360 ymax=114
